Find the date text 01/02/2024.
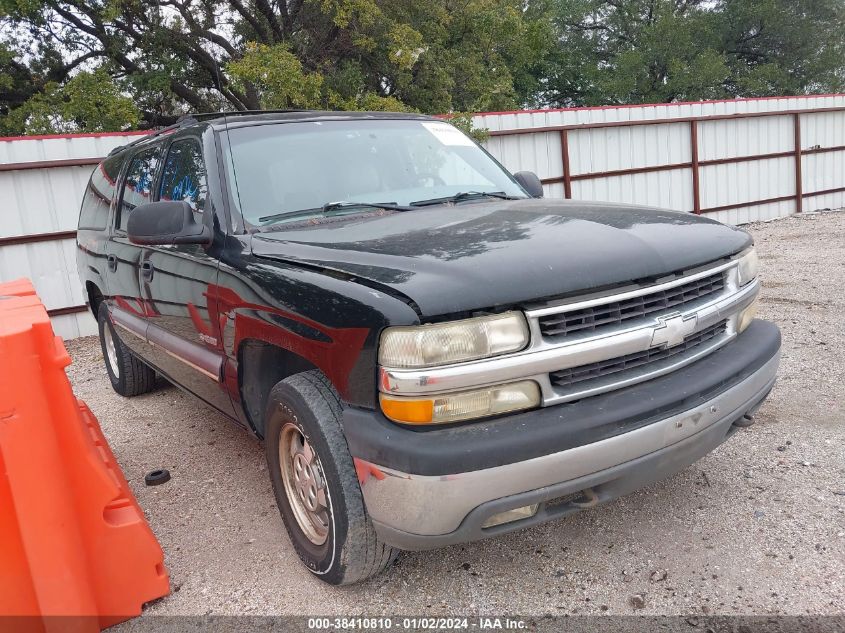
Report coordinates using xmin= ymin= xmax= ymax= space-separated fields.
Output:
xmin=306 ymin=617 xmax=528 ymax=630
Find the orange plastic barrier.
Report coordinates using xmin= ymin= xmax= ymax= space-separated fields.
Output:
xmin=0 ymin=279 xmax=169 ymax=632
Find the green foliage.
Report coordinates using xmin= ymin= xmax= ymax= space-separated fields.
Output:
xmin=4 ymin=69 xmax=139 ymax=135
xmin=543 ymin=0 xmax=845 ymax=106
xmin=227 ymin=43 xmax=324 ymax=109
xmin=718 ymin=0 xmax=845 ymax=97
xmin=227 ymin=42 xmax=409 ymax=112
xmin=1 ymin=0 xmax=844 ymax=135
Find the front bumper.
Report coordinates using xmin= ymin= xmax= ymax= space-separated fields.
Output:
xmin=344 ymin=319 xmax=780 ymax=550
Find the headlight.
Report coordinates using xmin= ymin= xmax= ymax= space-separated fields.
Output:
xmin=738 ymin=296 xmax=759 ymax=333
xmin=378 ymin=312 xmax=529 ymax=369
xmin=737 ymin=248 xmax=759 ymax=286
xmin=379 ymin=380 xmax=541 ymax=425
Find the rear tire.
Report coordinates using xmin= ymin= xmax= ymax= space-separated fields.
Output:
xmin=264 ymin=370 xmax=398 ymax=585
xmin=97 ymin=302 xmax=157 ymax=397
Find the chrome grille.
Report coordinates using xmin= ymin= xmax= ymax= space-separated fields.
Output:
xmin=380 ymin=256 xmax=759 ymax=410
xmin=538 ymin=271 xmax=726 ymax=338
xmin=549 ymin=320 xmax=728 ymax=389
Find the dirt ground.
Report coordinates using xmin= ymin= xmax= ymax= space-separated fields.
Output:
xmin=64 ymin=210 xmax=845 ymax=618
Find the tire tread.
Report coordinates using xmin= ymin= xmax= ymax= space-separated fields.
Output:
xmin=266 ymin=370 xmax=398 ymax=585
xmin=98 ymin=303 xmax=157 ymax=397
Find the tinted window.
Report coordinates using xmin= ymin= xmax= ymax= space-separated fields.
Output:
xmin=159 ymin=140 xmax=207 ymax=212
xmin=78 ymin=155 xmax=122 ymax=230
xmin=119 ymin=146 xmax=163 ymax=230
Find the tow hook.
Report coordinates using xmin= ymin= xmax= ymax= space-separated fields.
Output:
xmin=571 ymin=487 xmax=599 ymax=509
xmin=733 ymin=413 xmax=755 ymax=428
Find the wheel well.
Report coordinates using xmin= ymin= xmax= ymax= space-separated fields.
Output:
xmin=239 ymin=339 xmax=318 ymax=437
xmin=86 ymin=281 xmax=104 ymax=318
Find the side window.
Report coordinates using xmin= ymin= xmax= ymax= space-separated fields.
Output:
xmin=118 ymin=146 xmax=163 ymax=231
xmin=159 ymin=140 xmax=207 ymax=212
xmin=78 ymin=155 xmax=122 ymax=230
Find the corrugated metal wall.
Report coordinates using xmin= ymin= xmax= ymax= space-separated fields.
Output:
xmin=1 ymin=96 xmax=844 ymax=340
xmin=0 ymin=131 xmax=147 ymax=339
xmin=477 ymin=95 xmax=845 ymax=226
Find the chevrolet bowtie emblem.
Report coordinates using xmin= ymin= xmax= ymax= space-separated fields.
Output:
xmin=651 ymin=313 xmax=698 ymax=348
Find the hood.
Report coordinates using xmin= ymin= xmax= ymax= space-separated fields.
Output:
xmin=251 ymin=199 xmax=752 ymax=317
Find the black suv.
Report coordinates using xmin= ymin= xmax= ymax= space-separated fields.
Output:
xmin=77 ymin=111 xmax=780 ymax=584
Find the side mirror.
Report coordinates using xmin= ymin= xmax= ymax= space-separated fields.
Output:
xmin=127 ymin=201 xmax=212 ymax=246
xmin=513 ymin=171 xmax=544 ymax=198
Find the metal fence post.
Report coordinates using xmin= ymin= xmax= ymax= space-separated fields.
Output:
xmin=794 ymin=113 xmax=803 ymax=213
xmin=560 ymin=129 xmax=572 ymax=199
xmin=690 ymin=120 xmax=701 ymax=215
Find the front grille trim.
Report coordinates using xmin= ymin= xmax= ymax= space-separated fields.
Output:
xmin=539 ymin=271 xmax=726 ymax=338
xmin=550 ymin=320 xmax=728 ymax=390
xmin=544 ymin=325 xmax=735 ymax=405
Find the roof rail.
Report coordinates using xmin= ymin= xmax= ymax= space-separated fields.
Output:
xmin=106 ymin=110 xmax=315 ymax=156
xmin=187 ymin=109 xmax=315 ymax=122
xmin=106 ymin=119 xmax=190 ymax=156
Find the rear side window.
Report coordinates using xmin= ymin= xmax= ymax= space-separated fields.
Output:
xmin=118 ymin=146 xmax=163 ymax=230
xmin=159 ymin=140 xmax=207 ymax=212
xmin=78 ymin=155 xmax=122 ymax=230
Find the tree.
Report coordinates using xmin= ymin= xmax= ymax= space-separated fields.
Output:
xmin=225 ymin=42 xmax=407 ymax=110
xmin=541 ymin=0 xmax=845 ymax=107
xmin=717 ymin=0 xmax=845 ymax=97
xmin=3 ymin=68 xmax=139 ymax=134
xmin=1 ymin=0 xmax=843 ymax=135
xmin=0 ymin=0 xmax=553 ymax=133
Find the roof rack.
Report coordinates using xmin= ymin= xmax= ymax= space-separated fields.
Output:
xmin=106 ymin=120 xmax=185 ymax=156
xmin=106 ymin=110 xmax=316 ymax=156
xmin=185 ymin=109 xmax=314 ymax=122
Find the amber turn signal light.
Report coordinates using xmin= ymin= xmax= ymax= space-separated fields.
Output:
xmin=379 ymin=396 xmax=435 ymax=425
xmin=380 ymin=381 xmax=540 ymax=425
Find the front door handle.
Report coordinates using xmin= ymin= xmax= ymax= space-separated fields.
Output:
xmin=141 ymin=261 xmax=154 ymax=282
xmin=107 ymin=254 xmax=117 ymax=273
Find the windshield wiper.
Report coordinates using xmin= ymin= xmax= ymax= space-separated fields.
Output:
xmin=409 ymin=191 xmax=521 ymax=207
xmin=258 ymin=201 xmax=412 ymax=225
xmin=321 ymin=201 xmax=413 ymax=213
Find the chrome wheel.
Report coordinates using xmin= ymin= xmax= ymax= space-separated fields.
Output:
xmin=279 ymin=423 xmax=330 ymax=545
xmin=103 ymin=324 xmax=119 ymax=377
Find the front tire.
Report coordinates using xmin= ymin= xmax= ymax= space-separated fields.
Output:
xmin=97 ymin=302 xmax=157 ymax=397
xmin=264 ymin=370 xmax=398 ymax=585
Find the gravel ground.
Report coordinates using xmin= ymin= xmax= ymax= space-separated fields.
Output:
xmin=64 ymin=210 xmax=845 ymax=618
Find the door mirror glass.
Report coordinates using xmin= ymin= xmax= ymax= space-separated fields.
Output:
xmin=127 ymin=200 xmax=212 ymax=246
xmin=513 ymin=171 xmax=544 ymax=198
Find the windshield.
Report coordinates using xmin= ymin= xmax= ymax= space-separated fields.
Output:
xmin=224 ymin=119 xmax=528 ymax=226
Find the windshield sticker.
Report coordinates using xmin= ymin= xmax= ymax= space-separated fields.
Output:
xmin=421 ymin=121 xmax=476 ymax=147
